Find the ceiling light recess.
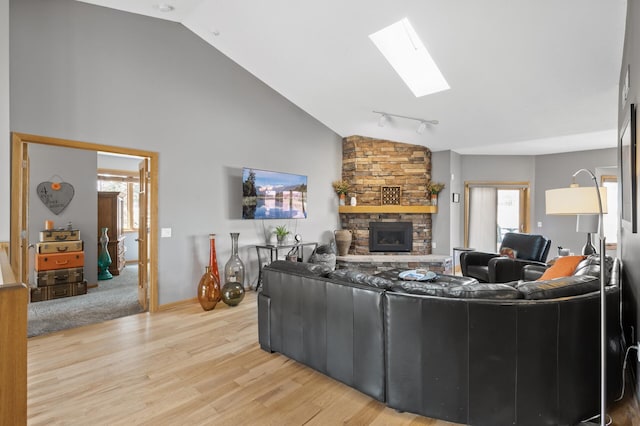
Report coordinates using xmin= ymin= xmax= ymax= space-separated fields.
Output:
xmin=153 ymin=3 xmax=174 ymax=12
xmin=369 ymin=18 xmax=449 ymax=97
xmin=373 ymin=111 xmax=438 ymax=134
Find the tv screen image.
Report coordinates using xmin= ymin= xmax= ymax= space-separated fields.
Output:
xmin=242 ymin=168 xmax=308 ymax=219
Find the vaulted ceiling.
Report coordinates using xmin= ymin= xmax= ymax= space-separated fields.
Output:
xmin=78 ymin=0 xmax=627 ymax=155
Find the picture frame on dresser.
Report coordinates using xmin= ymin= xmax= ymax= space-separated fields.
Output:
xmin=621 ymin=103 xmax=636 ymax=233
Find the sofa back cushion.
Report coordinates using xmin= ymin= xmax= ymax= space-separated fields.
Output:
xmin=517 ymin=275 xmax=600 ymax=300
xmin=574 ymin=255 xmax=614 ymax=284
xmin=265 ymin=260 xmax=332 ymax=278
xmin=444 ymin=283 xmax=522 ymax=299
xmin=326 ymin=269 xmax=395 ymax=290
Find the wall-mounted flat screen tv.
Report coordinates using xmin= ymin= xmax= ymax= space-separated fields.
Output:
xmin=242 ymin=168 xmax=308 ymax=219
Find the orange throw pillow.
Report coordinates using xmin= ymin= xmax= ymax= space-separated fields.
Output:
xmin=538 ymin=255 xmax=586 ymax=280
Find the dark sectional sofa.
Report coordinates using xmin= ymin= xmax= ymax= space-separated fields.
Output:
xmin=257 ymin=258 xmax=623 ymax=426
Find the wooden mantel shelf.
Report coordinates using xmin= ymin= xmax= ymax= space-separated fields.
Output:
xmin=338 ymin=205 xmax=437 ymax=214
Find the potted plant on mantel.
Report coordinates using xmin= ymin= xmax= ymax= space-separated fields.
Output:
xmin=332 ymin=180 xmax=350 ymax=206
xmin=427 ymin=182 xmax=445 ymax=206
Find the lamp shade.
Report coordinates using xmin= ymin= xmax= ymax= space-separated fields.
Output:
xmin=576 ymin=214 xmax=599 ymax=233
xmin=545 ymin=186 xmax=608 ymax=215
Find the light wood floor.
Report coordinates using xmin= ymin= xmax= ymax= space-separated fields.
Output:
xmin=28 ymin=292 xmax=639 ymax=426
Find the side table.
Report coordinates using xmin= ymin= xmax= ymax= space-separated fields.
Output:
xmin=452 ymin=247 xmax=475 ymax=276
xmin=255 ymin=242 xmax=318 ymax=290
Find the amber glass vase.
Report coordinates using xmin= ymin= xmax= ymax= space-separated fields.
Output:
xmin=197 ymin=233 xmax=223 ymax=311
xmin=197 ymin=266 xmax=221 ymax=311
xmin=208 ymin=233 xmax=222 ymax=302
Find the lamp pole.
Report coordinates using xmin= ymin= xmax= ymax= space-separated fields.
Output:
xmin=574 ymin=168 xmax=606 ymax=425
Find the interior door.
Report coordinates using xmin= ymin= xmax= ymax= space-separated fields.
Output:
xmin=137 ymin=158 xmax=149 ymax=310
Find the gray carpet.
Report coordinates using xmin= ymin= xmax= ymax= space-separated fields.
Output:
xmin=28 ymin=264 xmax=144 ymax=337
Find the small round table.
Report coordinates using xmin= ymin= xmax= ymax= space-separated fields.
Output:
xmin=452 ymin=247 xmax=475 ymax=276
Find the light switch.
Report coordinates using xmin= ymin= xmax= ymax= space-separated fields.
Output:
xmin=537 ymin=222 xmax=542 ymax=228
xmin=161 ymin=228 xmax=172 ymax=238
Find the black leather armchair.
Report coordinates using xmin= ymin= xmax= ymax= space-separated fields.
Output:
xmin=460 ymin=232 xmax=551 ymax=283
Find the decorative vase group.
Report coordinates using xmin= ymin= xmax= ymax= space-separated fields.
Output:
xmin=97 ymin=227 xmax=113 ymax=280
xmin=197 ymin=232 xmax=246 ymax=311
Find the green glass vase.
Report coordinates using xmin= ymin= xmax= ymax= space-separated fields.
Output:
xmin=97 ymin=227 xmax=113 ymax=280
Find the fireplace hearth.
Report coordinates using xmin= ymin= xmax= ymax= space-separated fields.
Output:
xmin=369 ymin=222 xmax=413 ymax=252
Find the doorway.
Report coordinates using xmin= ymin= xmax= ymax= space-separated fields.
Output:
xmin=10 ymin=133 xmax=159 ymax=313
xmin=464 ymin=181 xmax=530 ymax=252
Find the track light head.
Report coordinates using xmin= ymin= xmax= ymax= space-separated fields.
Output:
xmin=373 ymin=110 xmax=438 ymax=132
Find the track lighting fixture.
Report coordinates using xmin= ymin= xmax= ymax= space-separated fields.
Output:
xmin=373 ymin=111 xmax=438 ymax=134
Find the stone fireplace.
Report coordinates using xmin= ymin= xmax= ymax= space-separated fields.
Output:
xmin=338 ymin=136 xmax=433 ymax=255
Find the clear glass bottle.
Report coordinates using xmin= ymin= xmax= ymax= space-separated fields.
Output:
xmin=223 ymin=232 xmax=246 ymax=306
xmin=224 ymin=233 xmax=245 ymax=287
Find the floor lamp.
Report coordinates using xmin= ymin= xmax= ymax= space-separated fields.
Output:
xmin=546 ymin=169 xmax=608 ymax=425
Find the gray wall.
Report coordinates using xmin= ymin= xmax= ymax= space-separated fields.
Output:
xmin=0 ymin=0 xmax=8 ymax=241
xmin=450 ymin=151 xmax=463 ymax=258
xmin=619 ymin=0 xmax=640 ymax=398
xmin=28 ymin=144 xmax=98 ymax=284
xmin=431 ymin=150 xmax=450 ymax=255
xmin=535 ymin=148 xmax=617 ymax=255
xmin=10 ymin=0 xmax=342 ymax=304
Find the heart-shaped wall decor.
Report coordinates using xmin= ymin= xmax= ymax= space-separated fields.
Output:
xmin=36 ymin=181 xmax=75 ymax=215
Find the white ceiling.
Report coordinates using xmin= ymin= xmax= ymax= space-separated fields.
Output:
xmin=78 ymin=0 xmax=627 ymax=155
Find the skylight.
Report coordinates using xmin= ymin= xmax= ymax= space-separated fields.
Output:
xmin=369 ymin=18 xmax=449 ymax=97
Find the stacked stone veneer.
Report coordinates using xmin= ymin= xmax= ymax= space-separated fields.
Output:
xmin=340 ymin=135 xmax=432 ymax=255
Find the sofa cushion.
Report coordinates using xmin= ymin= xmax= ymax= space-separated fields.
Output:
xmin=266 ymin=260 xmax=332 ymax=277
xmin=390 ymin=280 xmax=451 ymax=297
xmin=308 ymin=244 xmax=337 ymax=270
xmin=538 ymin=255 xmax=586 ymax=280
xmin=326 ymin=269 xmax=395 ymax=290
xmin=574 ymin=255 xmax=614 ymax=284
xmin=517 ymin=275 xmax=600 ymax=300
xmin=444 ymin=283 xmax=522 ymax=299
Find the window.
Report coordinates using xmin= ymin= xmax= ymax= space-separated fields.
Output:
xmin=464 ymin=181 xmax=530 ymax=252
xmin=601 ymin=175 xmax=618 ymax=248
xmin=97 ymin=169 xmax=140 ymax=231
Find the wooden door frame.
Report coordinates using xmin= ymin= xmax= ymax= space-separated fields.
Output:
xmin=10 ymin=132 xmax=159 ymax=312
